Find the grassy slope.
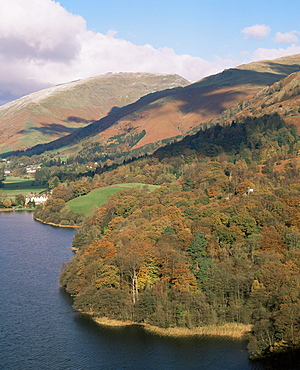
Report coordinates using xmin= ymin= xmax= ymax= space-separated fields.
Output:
xmin=1 ymin=177 xmax=47 ymax=197
xmin=67 ymin=183 xmax=158 ymax=216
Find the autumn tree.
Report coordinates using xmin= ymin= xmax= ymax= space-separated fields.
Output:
xmin=0 ymin=167 xmax=5 ymax=187
xmin=51 ymin=184 xmax=75 ymax=202
xmin=34 ymin=167 xmax=51 ymax=185
xmin=72 ymin=180 xmax=91 ymax=197
xmin=116 ymin=242 xmax=157 ymax=303
xmin=15 ymin=194 xmax=25 ymax=206
xmin=48 ymin=176 xmax=60 ymax=189
xmin=3 ymin=198 xmax=12 ymax=208
xmin=260 ymin=226 xmax=284 ymax=253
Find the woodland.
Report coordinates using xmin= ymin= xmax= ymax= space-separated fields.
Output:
xmin=31 ymin=112 xmax=300 ymax=358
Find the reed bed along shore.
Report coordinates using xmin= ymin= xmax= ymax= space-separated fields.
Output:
xmin=91 ymin=316 xmax=251 ymax=339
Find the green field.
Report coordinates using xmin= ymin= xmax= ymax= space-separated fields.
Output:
xmin=67 ymin=183 xmax=158 ymax=216
xmin=1 ymin=177 xmax=47 ymax=197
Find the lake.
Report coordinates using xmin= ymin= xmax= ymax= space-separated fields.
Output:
xmin=0 ymin=212 xmax=266 ymax=369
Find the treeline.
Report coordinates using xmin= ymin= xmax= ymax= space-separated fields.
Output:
xmin=55 ymin=114 xmax=300 ymax=357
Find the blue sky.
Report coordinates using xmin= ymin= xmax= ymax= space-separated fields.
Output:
xmin=0 ymin=0 xmax=300 ymax=104
xmin=58 ymin=0 xmax=300 ymax=60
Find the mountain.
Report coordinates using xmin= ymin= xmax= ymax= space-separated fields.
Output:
xmin=2 ymin=54 xmax=300 ymax=159
xmin=0 ymin=73 xmax=189 ymax=155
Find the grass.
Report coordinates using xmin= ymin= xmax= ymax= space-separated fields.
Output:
xmin=1 ymin=176 xmax=47 ymax=197
xmin=67 ymin=183 xmax=159 ymax=216
xmin=112 ymin=183 xmax=158 ymax=191
xmin=67 ymin=186 xmax=127 ymax=216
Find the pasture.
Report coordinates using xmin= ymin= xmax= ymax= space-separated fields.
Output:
xmin=1 ymin=177 xmax=47 ymax=197
xmin=66 ymin=183 xmax=158 ymax=216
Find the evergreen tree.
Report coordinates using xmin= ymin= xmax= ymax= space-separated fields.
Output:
xmin=0 ymin=167 xmax=5 ymax=188
xmin=162 ymin=225 xmax=175 ymax=235
xmin=188 ymin=230 xmax=212 ymax=286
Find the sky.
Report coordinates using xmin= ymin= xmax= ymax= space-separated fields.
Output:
xmin=0 ymin=0 xmax=300 ymax=105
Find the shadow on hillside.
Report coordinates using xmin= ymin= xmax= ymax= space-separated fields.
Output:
xmin=193 ymin=65 xmax=300 ymax=90
xmin=266 ymin=62 xmax=300 ymax=78
xmin=176 ymin=64 xmax=300 ymax=116
xmin=219 ymin=68 xmax=287 ymax=85
xmin=67 ymin=116 xmax=95 ymax=124
xmin=221 ymin=66 xmax=300 ymax=86
xmin=18 ymin=123 xmax=79 ymax=136
xmin=176 ymin=87 xmax=249 ymax=116
xmin=107 ymin=106 xmax=121 ymax=114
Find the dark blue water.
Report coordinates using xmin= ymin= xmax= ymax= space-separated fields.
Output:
xmin=0 ymin=212 xmax=265 ymax=369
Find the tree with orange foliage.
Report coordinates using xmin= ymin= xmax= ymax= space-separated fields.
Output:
xmin=235 ymin=180 xmax=255 ymax=195
xmin=171 ymin=260 xmax=197 ymax=291
xmin=260 ymin=226 xmax=285 ymax=253
xmin=116 ymin=242 xmax=157 ymax=303
xmin=162 ymin=206 xmax=183 ymax=221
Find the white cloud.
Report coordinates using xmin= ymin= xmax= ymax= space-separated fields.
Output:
xmin=0 ymin=0 xmax=235 ymax=104
xmin=1 ymin=1 xmax=299 ymax=107
xmin=250 ymin=44 xmax=300 ymax=61
xmin=241 ymin=24 xmax=271 ymax=40
xmin=274 ymin=31 xmax=299 ymax=44
xmin=0 ymin=0 xmax=85 ymax=61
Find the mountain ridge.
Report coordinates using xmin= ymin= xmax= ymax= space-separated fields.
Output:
xmin=2 ymin=54 xmax=300 ymax=158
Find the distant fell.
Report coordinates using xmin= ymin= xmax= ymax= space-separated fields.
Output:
xmin=0 ymin=73 xmax=189 ymax=155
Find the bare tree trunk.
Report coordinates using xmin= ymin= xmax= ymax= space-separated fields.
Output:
xmin=132 ymin=269 xmax=139 ymax=303
xmin=135 ymin=270 xmax=139 ymax=302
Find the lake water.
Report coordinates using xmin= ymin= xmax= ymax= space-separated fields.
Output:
xmin=0 ymin=212 xmax=266 ymax=369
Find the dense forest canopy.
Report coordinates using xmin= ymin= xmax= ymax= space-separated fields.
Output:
xmin=40 ymin=113 xmax=300 ymax=358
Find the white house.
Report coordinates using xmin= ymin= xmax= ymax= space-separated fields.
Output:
xmin=26 ymin=165 xmax=41 ymax=174
xmin=25 ymin=193 xmax=48 ymax=205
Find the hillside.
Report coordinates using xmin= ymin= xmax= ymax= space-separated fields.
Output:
xmin=226 ymin=71 xmax=300 ymax=130
xmin=149 ymin=74 xmax=300 ymax=171
xmin=13 ymin=54 xmax=300 ymax=161
xmin=0 ymin=73 xmax=188 ymax=155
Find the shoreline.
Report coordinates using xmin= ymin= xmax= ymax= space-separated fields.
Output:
xmin=34 ymin=217 xmax=79 ymax=228
xmin=0 ymin=207 xmax=34 ymax=212
xmin=90 ymin=316 xmax=252 ymax=340
xmin=0 ymin=211 xmax=78 ymax=229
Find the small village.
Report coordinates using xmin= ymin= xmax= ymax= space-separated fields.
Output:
xmin=0 ymin=159 xmax=50 ymax=209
